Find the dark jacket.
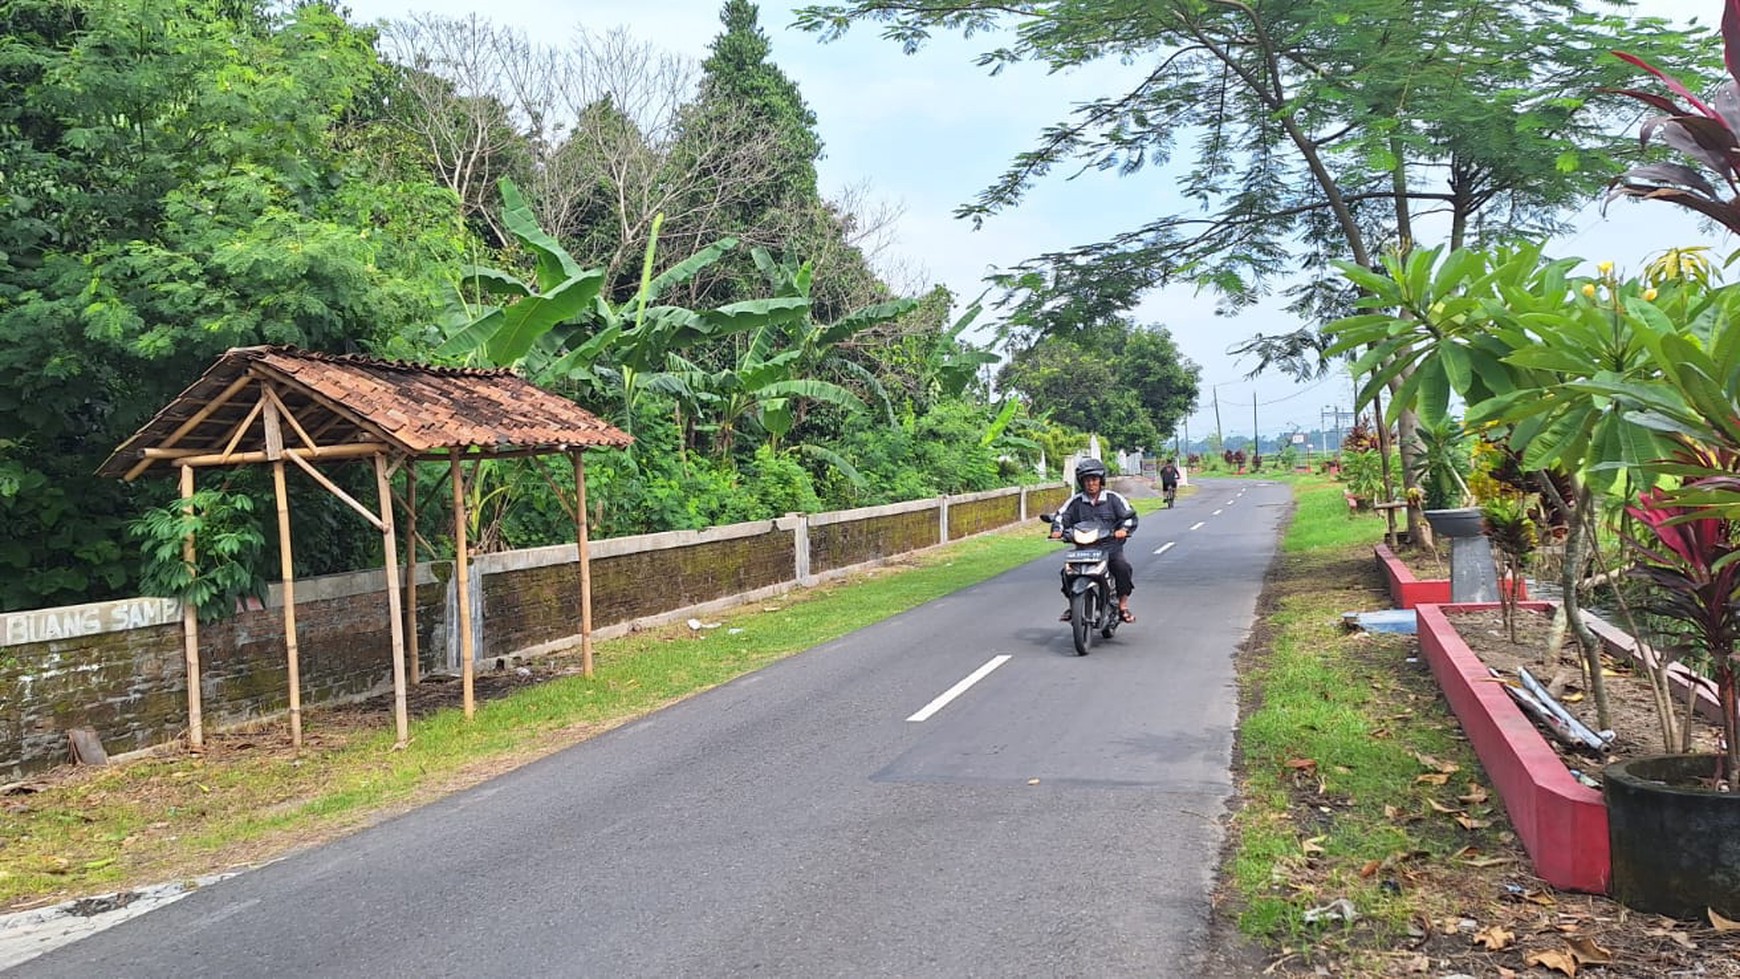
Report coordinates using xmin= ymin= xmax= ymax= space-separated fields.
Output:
xmin=1051 ymin=490 xmax=1138 ymax=537
xmin=1159 ymin=463 xmax=1180 ymax=487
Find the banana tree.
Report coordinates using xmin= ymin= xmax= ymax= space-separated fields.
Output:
xmin=436 ymin=178 xmax=613 ymax=381
xmin=748 ymin=248 xmax=918 ymax=427
xmin=659 ymin=318 xmax=866 ymax=460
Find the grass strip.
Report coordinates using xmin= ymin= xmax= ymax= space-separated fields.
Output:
xmin=1228 ymin=478 xmax=1519 ymax=971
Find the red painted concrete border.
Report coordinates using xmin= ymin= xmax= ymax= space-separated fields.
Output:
xmin=1415 ymin=601 xmax=1610 ymax=894
xmin=1374 ymin=544 xmax=1526 ymax=609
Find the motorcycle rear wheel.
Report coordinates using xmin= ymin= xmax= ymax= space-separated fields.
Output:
xmin=1070 ymin=590 xmax=1093 ymax=655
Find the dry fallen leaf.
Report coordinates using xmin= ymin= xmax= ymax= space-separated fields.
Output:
xmin=1524 ymin=891 xmax=1559 ymax=907
xmin=1459 ymin=784 xmax=1490 ymax=804
xmin=1473 ymin=925 xmax=1514 ymax=950
xmin=1525 ymin=946 xmax=1578 ymax=976
xmin=1300 ymin=835 xmax=1327 ymax=856
xmin=1415 ymin=773 xmax=1451 ymax=785
xmin=1384 ymin=804 xmax=1401 ymax=820
xmin=1646 ymin=927 xmax=1697 ymax=950
xmin=1712 ymin=908 xmax=1740 ymax=932
xmin=1426 ymin=798 xmax=1460 ymax=814
xmin=1284 ymin=757 xmax=1318 ymax=772
xmin=1567 ymin=937 xmax=1612 ymax=966
xmin=1359 ymin=859 xmax=1382 ymax=878
xmin=1454 ymin=815 xmax=1492 ymax=830
xmin=1498 ymin=968 xmax=1518 ymax=979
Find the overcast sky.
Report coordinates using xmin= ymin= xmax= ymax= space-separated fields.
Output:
xmin=341 ymin=0 xmax=1719 ymax=443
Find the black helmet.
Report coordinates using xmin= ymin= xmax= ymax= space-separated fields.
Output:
xmin=1075 ymin=458 xmax=1108 ymax=491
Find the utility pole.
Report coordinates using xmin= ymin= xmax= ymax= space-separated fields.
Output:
xmin=1252 ymin=392 xmax=1259 ymax=458
xmin=1212 ymin=386 xmax=1224 ymax=452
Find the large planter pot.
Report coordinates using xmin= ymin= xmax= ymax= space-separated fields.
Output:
xmin=1606 ymin=753 xmax=1740 ymax=919
xmin=1423 ymin=506 xmax=1484 ymax=538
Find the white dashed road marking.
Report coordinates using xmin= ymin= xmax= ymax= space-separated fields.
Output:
xmin=907 ymin=655 xmax=1012 ymax=722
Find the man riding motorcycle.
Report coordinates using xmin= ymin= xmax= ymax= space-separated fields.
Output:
xmin=1049 ymin=458 xmax=1138 ymax=623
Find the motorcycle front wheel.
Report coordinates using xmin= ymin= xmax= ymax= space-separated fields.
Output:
xmin=1070 ymin=590 xmax=1093 ymax=655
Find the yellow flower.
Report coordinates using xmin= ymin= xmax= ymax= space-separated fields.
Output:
xmin=1643 ymin=288 xmax=1658 ymax=301
xmin=1581 ymin=283 xmax=1597 ymax=298
xmin=1598 ymin=260 xmax=1614 ymax=276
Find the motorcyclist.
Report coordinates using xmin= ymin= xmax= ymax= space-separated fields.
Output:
xmin=1159 ymin=458 xmax=1180 ymax=505
xmin=1050 ymin=458 xmax=1138 ymax=623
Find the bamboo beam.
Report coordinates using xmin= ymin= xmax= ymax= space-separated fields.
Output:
xmin=284 ymin=450 xmax=385 ymax=531
xmin=573 ymin=450 xmax=594 ymax=678
xmin=218 ymin=396 xmax=267 ymax=463
xmin=452 ymin=455 xmax=475 ymax=719
xmin=375 ymin=454 xmax=410 ymax=748
xmin=261 ymin=385 xmax=317 ymax=451
xmin=142 ymin=442 xmax=392 ymax=468
xmin=272 ymin=459 xmax=303 ymax=750
xmin=403 ymin=463 xmax=420 ymax=686
xmin=123 ymin=374 xmax=257 ymax=479
xmin=180 ymin=464 xmax=204 ymax=750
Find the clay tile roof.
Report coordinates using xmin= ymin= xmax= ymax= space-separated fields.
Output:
xmin=99 ymin=346 xmax=633 ymax=479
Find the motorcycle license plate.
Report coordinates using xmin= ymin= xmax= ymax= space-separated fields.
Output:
xmin=1065 ymin=549 xmax=1106 ymax=561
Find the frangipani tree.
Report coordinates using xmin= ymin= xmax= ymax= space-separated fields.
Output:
xmin=1328 ymin=243 xmax=1686 ymax=728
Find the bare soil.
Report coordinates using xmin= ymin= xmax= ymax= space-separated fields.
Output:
xmin=1444 ymin=607 xmax=1724 ymax=775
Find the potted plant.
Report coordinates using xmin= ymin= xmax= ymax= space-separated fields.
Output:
xmin=1410 ymin=417 xmax=1480 ymax=538
xmin=1605 ymin=486 xmax=1740 ymax=919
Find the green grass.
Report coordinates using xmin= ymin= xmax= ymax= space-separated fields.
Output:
xmin=1 ymin=504 xmax=1166 ymax=909
xmin=1228 ymin=481 xmax=1512 ymax=965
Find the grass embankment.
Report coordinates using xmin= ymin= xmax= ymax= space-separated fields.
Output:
xmin=1228 ymin=476 xmax=1518 ymax=973
xmin=0 ymin=499 xmax=1164 ymax=911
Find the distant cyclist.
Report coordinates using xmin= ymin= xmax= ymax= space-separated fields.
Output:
xmin=1158 ymin=457 xmax=1180 ymax=508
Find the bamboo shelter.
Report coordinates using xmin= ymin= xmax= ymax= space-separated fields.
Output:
xmin=99 ymin=346 xmax=633 ymax=750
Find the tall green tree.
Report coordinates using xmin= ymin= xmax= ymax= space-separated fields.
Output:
xmin=996 ymin=319 xmax=1194 ymax=455
xmin=797 ymin=0 xmax=1711 ymax=536
xmin=0 ymin=0 xmax=466 ymax=610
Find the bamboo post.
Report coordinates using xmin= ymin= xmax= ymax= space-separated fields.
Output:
xmin=375 ymin=454 xmax=410 ymax=748
xmin=179 ymin=464 xmax=204 ymax=750
xmin=403 ymin=464 xmax=420 ymax=685
xmin=272 ymin=458 xmax=303 ymax=749
xmin=572 ymin=450 xmax=594 ymax=678
xmin=451 ymin=455 xmax=475 ymax=718
xmin=262 ymin=395 xmax=302 ymax=749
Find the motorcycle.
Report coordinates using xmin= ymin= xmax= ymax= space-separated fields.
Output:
xmin=1038 ymin=514 xmax=1121 ymax=656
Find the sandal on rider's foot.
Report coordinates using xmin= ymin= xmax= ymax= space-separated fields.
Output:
xmin=1119 ymin=608 xmax=1135 ymax=623
xmin=1059 ymin=609 xmax=1072 ymax=622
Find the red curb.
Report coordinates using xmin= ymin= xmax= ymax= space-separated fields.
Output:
xmin=1414 ymin=601 xmax=1609 ymax=893
xmin=1374 ymin=544 xmax=1526 ymax=609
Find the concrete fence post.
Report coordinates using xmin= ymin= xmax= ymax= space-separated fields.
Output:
xmin=938 ymin=495 xmax=950 ymax=545
xmin=790 ymin=512 xmax=812 ymax=586
xmin=1019 ymin=485 xmax=1028 ymax=522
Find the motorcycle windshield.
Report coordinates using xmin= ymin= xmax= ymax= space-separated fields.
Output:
xmin=1069 ymin=521 xmax=1114 ymax=545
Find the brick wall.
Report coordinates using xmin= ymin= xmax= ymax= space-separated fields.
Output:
xmin=809 ymin=504 xmax=941 ymax=576
xmin=947 ymin=491 xmax=1020 ymax=541
xmin=0 ymin=586 xmax=415 ymax=779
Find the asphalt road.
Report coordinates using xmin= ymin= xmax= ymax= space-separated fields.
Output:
xmin=8 ymin=478 xmax=1291 ymax=978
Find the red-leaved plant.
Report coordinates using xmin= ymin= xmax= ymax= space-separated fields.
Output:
xmin=1608 ymin=0 xmax=1740 ymax=231
xmin=1623 ymin=487 xmax=1740 ymax=780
